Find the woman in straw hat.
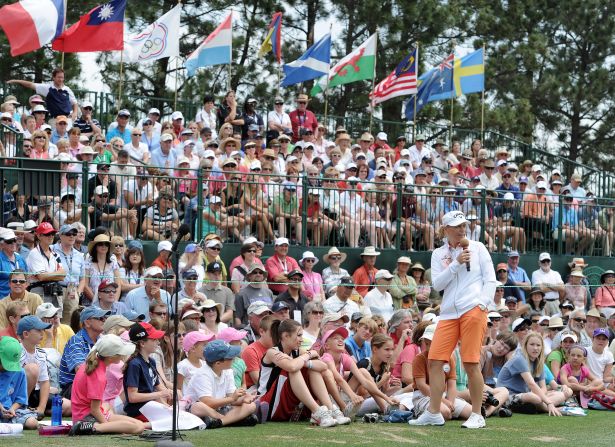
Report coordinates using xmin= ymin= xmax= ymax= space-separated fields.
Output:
xmin=321 ymin=247 xmax=349 ymax=297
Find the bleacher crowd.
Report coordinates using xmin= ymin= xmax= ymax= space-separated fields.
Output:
xmin=0 ymin=70 xmax=614 ymax=434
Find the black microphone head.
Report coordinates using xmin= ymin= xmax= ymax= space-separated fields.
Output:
xmin=177 ymin=223 xmax=191 ymax=238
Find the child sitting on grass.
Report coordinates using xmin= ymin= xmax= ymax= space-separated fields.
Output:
xmin=69 ymin=334 xmax=144 ymax=436
xmin=217 ymin=327 xmax=248 ymax=388
xmin=185 ymin=339 xmax=262 ymax=428
xmin=345 ymin=317 xmax=377 ymax=362
xmin=558 ymin=345 xmax=605 ymax=400
xmin=0 ymin=336 xmax=39 ymax=429
xmin=177 ymin=331 xmax=215 ymax=393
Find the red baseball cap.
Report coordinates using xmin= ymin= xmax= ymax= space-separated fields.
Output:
xmin=35 ymin=222 xmax=57 ymax=235
xmin=98 ymin=280 xmax=119 ymax=291
xmin=129 ymin=322 xmax=165 ymax=341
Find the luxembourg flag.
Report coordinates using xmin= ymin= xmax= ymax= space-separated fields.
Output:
xmin=185 ymin=13 xmax=232 ymax=77
xmin=0 ymin=0 xmax=65 ymax=56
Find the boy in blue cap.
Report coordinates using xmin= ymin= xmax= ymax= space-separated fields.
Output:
xmin=18 ymin=316 xmax=53 ymax=420
xmin=0 ymin=336 xmax=39 ymax=429
xmin=185 ymin=339 xmax=263 ymax=428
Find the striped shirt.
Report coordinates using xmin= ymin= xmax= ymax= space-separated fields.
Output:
xmin=59 ymin=329 xmax=95 ymax=388
xmin=145 ymin=204 xmax=178 ymax=233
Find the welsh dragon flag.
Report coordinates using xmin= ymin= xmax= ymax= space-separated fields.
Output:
xmin=310 ymin=33 xmax=377 ymax=95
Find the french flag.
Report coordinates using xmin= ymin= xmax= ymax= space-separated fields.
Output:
xmin=0 ymin=0 xmax=65 ymax=56
xmin=52 ymin=0 xmax=127 ymax=53
xmin=185 ymin=13 xmax=232 ymax=77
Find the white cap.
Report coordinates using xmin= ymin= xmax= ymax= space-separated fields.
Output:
xmin=202 ymin=149 xmax=216 ymax=158
xmin=32 ymin=104 xmax=48 ymax=113
xmin=250 ymin=160 xmax=262 ymax=171
xmin=93 ymin=334 xmax=136 ymax=357
xmin=376 ymin=132 xmax=388 ymax=141
xmin=171 ymin=111 xmax=184 ymax=121
xmin=176 ymin=156 xmax=191 ymax=166
xmin=158 ymin=240 xmax=173 ymax=252
xmin=346 ymin=162 xmax=357 ymax=170
xmin=420 ymin=324 xmax=437 ymax=340
xmin=441 ymin=211 xmax=468 ymax=227
xmin=36 ymin=303 xmax=60 ymax=319
xmin=275 ymin=237 xmax=290 ymax=246
xmin=531 ymin=164 xmax=542 ymax=172
xmin=375 ymin=269 xmax=393 ymax=280
xmin=148 ymin=108 xmax=161 ymax=115
xmin=161 ymin=133 xmax=173 ymax=142
xmin=539 ymin=252 xmax=551 ymax=261
xmin=536 ymin=181 xmax=548 ymax=190
xmin=355 ymin=153 xmax=367 ymax=159
xmin=512 ymin=318 xmax=531 ymax=332
xmin=81 ymin=100 xmax=93 ymax=109
xmin=205 ymin=239 xmax=222 ymax=248
xmin=488 ymin=311 xmax=502 ymax=319
xmin=503 ymin=192 xmax=515 ymax=201
xmin=0 ymin=229 xmax=16 ymax=240
xmin=538 ymin=316 xmax=550 ymax=324
xmin=561 ymin=331 xmax=578 ymax=342
xmin=400 ymin=149 xmax=410 ymax=156
xmin=286 ymin=155 xmax=298 ymax=163
xmin=551 ymin=169 xmax=561 ymax=176
xmin=94 ymin=185 xmax=109 ymax=195
xmin=209 ymin=196 xmax=222 ymax=204
xmin=422 ymin=313 xmax=438 ymax=323
xmin=0 ymin=112 xmax=12 ymax=120
xmin=497 ymin=159 xmax=508 ymax=167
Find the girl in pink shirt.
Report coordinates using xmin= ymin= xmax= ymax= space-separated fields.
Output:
xmin=69 ymin=334 xmax=145 ymax=436
xmin=320 ymin=327 xmax=399 ymax=417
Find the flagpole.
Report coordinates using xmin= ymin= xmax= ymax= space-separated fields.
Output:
xmin=60 ymin=0 xmax=68 ymax=69
xmin=413 ymin=42 xmax=419 ymax=139
xmin=323 ymin=24 xmax=333 ymax=127
xmin=118 ymin=50 xmax=124 ymax=110
xmin=368 ymin=28 xmax=379 ymax=135
xmin=480 ymin=44 xmax=486 ymax=142
xmin=449 ymin=96 xmax=454 ymax=146
xmin=174 ymin=57 xmax=179 ymax=110
xmin=228 ymin=9 xmax=233 ymax=91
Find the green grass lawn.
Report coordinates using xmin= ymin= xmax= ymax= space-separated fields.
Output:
xmin=4 ymin=412 xmax=612 ymax=447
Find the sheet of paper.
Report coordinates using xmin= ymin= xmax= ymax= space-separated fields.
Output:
xmin=140 ymin=401 xmax=205 ymax=431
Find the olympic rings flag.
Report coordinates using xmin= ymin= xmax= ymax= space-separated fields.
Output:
xmin=123 ymin=4 xmax=180 ymax=63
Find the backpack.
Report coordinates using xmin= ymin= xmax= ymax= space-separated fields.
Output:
xmin=587 ymin=391 xmax=615 ymax=411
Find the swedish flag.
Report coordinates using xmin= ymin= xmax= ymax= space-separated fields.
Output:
xmin=452 ymin=48 xmax=484 ymax=97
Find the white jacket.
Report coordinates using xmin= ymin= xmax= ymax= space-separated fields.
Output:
xmin=431 ymin=239 xmax=497 ymax=320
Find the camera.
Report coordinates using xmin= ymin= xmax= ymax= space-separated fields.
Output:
xmin=485 ymin=391 xmax=499 ymax=407
xmin=362 ymin=413 xmax=379 ymax=423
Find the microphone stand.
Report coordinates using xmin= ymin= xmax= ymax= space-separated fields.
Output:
xmin=156 ymin=239 xmax=193 ymax=447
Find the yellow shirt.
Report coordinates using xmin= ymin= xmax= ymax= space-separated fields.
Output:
xmin=0 ymin=291 xmax=44 ymax=329
xmin=40 ymin=324 xmax=75 ymax=355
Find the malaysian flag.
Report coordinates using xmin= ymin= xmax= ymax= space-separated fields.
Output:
xmin=370 ymin=48 xmax=418 ymax=106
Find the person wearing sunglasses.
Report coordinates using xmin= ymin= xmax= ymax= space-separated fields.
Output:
xmin=321 ymin=247 xmax=350 ymax=297
xmin=552 ymin=310 xmax=593 ymax=352
xmin=72 ymin=100 xmax=101 ymax=138
xmin=0 ymin=270 xmax=44 ymax=330
xmin=0 ymin=229 xmax=28 ymax=299
xmin=289 ymin=93 xmax=318 ymax=143
xmin=530 ymin=252 xmax=565 ymax=316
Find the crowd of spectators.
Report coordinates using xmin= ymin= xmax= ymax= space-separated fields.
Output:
xmin=2 ymin=69 xmax=614 ymax=255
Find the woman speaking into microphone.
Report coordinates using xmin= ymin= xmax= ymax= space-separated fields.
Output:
xmin=409 ymin=211 xmax=496 ymax=429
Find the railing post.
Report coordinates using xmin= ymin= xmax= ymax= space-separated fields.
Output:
xmin=479 ymin=189 xmax=486 ymax=245
xmin=557 ymin=194 xmax=564 ymax=256
xmin=196 ymin=167 xmax=203 ymax=242
xmin=81 ymin=161 xmax=89 ymax=228
xmin=301 ymin=175 xmax=308 ymax=246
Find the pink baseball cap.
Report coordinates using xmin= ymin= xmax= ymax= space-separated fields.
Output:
xmin=321 ymin=327 xmax=349 ymax=346
xmin=216 ymin=327 xmax=247 ymax=343
xmin=183 ymin=330 xmax=215 ymax=353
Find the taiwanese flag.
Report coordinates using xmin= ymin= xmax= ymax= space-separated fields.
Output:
xmin=52 ymin=0 xmax=127 ymax=52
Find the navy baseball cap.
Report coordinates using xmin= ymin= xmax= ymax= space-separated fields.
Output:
xmin=17 ymin=316 xmax=51 ymax=335
xmin=204 ymin=339 xmax=241 ymax=363
xmin=182 ymin=269 xmax=199 ymax=279
xmin=80 ymin=306 xmax=112 ymax=323
xmin=271 ymin=302 xmax=290 ymax=313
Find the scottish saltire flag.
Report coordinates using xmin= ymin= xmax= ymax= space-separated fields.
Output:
xmin=452 ymin=48 xmax=484 ymax=97
xmin=123 ymin=4 xmax=180 ymax=63
xmin=0 ymin=0 xmax=65 ymax=56
xmin=281 ymin=33 xmax=331 ymax=87
xmin=370 ymin=48 xmax=418 ymax=105
xmin=185 ymin=13 xmax=232 ymax=77
xmin=52 ymin=0 xmax=127 ymax=52
xmin=258 ymin=12 xmax=282 ymax=63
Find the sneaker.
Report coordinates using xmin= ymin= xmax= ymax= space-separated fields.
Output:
xmin=461 ymin=413 xmax=486 ymax=429
xmin=331 ymin=406 xmax=352 ymax=425
xmin=234 ymin=415 xmax=258 ymax=427
xmin=343 ymin=402 xmax=358 ymax=419
xmin=203 ymin=416 xmax=223 ymax=429
xmin=498 ymin=406 xmax=513 ymax=418
xmin=69 ymin=420 xmax=96 ymax=436
xmin=255 ymin=400 xmax=269 ymax=424
xmin=310 ymin=405 xmax=337 ymax=428
xmin=408 ymin=410 xmax=445 ymax=426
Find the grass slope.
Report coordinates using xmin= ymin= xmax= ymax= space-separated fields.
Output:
xmin=5 ymin=412 xmax=612 ymax=447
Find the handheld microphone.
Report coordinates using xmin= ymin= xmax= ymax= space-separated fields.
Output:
xmin=459 ymin=238 xmax=470 ymax=272
xmin=171 ymin=224 xmax=191 ymax=253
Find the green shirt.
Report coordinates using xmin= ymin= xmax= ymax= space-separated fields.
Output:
xmin=201 ymin=206 xmax=219 ymax=236
xmin=231 ymin=357 xmax=247 ymax=388
xmin=270 ymin=194 xmax=298 ymax=217
xmin=94 ymin=150 xmax=113 ymax=164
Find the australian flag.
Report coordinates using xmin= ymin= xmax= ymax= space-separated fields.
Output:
xmin=404 ymin=53 xmax=454 ymax=120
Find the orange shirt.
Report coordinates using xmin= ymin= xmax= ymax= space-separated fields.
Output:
xmin=352 ymin=264 xmax=378 ymax=297
xmin=522 ymin=194 xmax=550 ymax=219
xmin=412 ymin=351 xmax=457 ymax=385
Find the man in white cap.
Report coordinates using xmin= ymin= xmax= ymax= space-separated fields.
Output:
xmin=235 ymin=265 xmax=274 ymax=326
xmin=324 ymin=276 xmax=367 ymax=320
xmin=531 ymin=252 xmax=564 ymax=316
xmin=242 ymin=300 xmax=272 ymax=344
xmin=410 ymin=211 xmax=496 ymax=428
xmin=137 ymin=107 xmax=162 ymax=134
xmin=150 ymin=133 xmax=177 ymax=173
xmin=363 ymin=270 xmax=395 ymax=321
xmin=352 ymin=246 xmax=381 ymax=297
xmin=73 ymin=101 xmax=101 ymax=137
xmin=265 ymin=237 xmax=300 ymax=295
xmin=124 ymin=266 xmax=172 ymax=322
